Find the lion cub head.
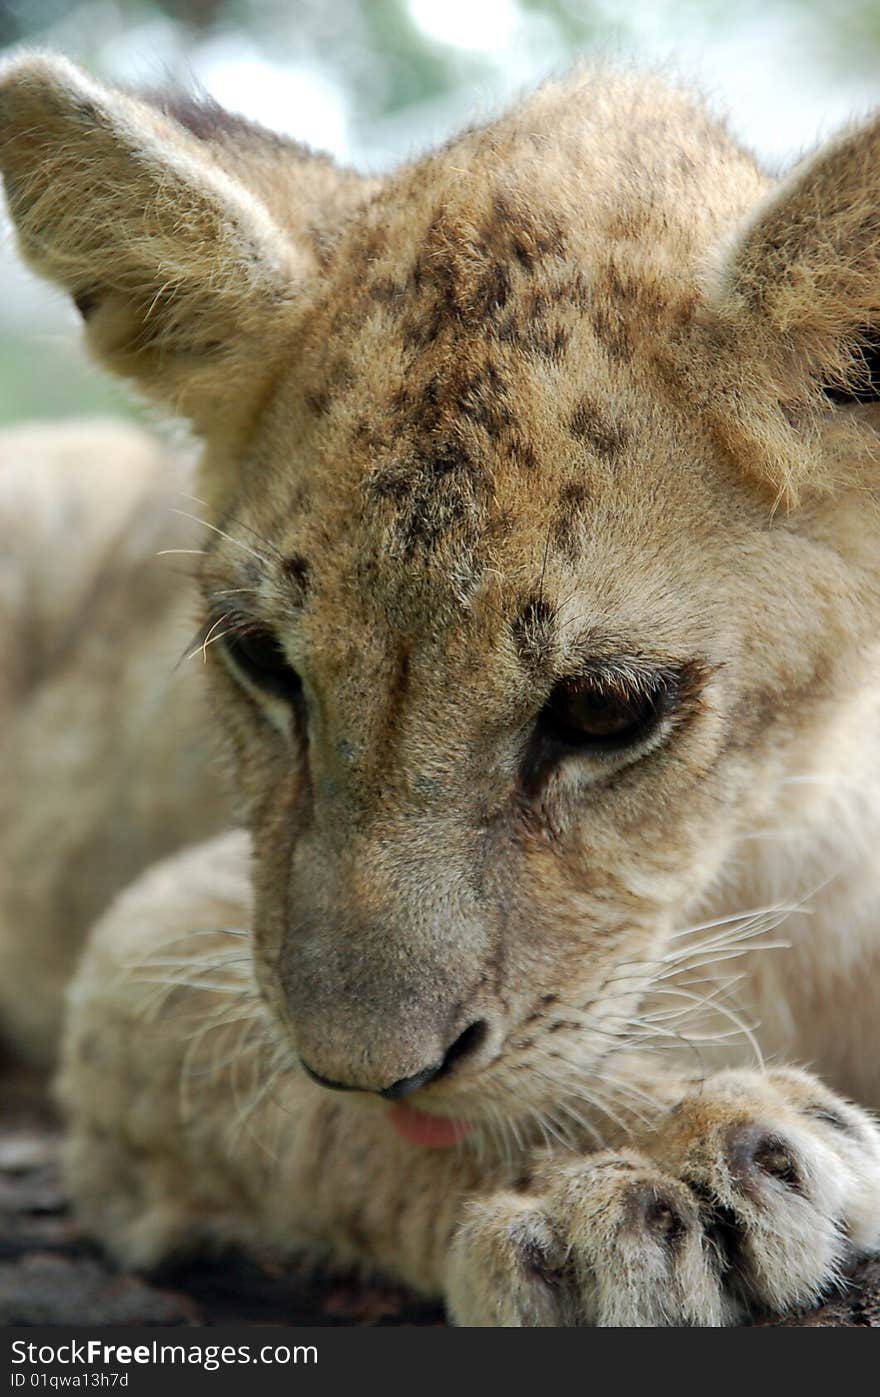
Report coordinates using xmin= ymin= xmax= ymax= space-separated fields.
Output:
xmin=3 ymin=56 xmax=879 ymax=1133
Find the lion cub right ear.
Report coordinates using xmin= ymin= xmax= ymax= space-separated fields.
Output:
xmin=0 ymin=54 xmax=323 ymax=434
xmin=707 ymin=108 xmax=880 ymax=503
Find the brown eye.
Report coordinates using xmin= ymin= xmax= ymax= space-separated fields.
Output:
xmin=222 ymin=624 xmax=303 ymax=705
xmin=539 ymin=676 xmax=665 ymax=751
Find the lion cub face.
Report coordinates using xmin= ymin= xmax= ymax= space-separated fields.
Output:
xmin=198 ymin=180 xmax=879 ymax=1120
xmin=3 ymin=58 xmax=880 ymax=1130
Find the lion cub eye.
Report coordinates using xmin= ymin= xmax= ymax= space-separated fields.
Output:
xmin=538 ymin=675 xmax=665 ymax=752
xmin=221 ymin=624 xmax=303 ymax=705
xmin=823 ymin=331 xmax=880 ymax=404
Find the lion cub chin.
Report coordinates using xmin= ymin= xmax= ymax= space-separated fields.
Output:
xmin=2 ymin=53 xmax=880 ymax=1324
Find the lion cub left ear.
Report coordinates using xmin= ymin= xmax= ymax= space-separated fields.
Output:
xmin=0 ymin=54 xmax=309 ymax=432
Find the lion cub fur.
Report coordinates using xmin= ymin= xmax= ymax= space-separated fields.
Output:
xmin=2 ymin=55 xmax=880 ymax=1325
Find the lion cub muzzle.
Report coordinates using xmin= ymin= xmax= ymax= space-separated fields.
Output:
xmin=272 ymin=835 xmax=500 ymax=1099
xmin=278 ymin=927 xmax=495 ymax=1099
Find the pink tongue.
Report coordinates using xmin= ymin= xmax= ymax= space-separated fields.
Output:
xmin=387 ymin=1103 xmax=472 ymax=1148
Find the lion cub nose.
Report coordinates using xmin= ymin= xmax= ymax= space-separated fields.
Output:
xmin=300 ymin=1021 xmax=486 ymax=1099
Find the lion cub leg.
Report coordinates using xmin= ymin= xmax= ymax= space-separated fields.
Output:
xmin=447 ymin=1068 xmax=880 ymax=1325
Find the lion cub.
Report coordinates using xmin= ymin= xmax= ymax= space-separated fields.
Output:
xmin=2 ymin=55 xmax=880 ymax=1325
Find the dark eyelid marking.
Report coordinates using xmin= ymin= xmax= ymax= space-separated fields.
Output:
xmin=548 ymin=656 xmax=708 ymax=711
xmin=192 ymin=607 xmax=270 ymax=665
xmin=281 ymin=554 xmax=311 ymax=604
xmin=519 ymin=657 xmax=711 ymax=798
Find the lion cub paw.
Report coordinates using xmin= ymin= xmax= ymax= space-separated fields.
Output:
xmin=446 ymin=1069 xmax=880 ymax=1326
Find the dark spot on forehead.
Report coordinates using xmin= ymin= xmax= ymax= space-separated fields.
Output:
xmin=281 ymin=554 xmax=310 ymax=603
xmin=455 ymin=367 xmax=513 ymax=438
xmin=365 ymin=465 xmax=410 ymax=507
xmin=478 ymin=261 xmax=512 ymax=318
xmin=559 ymin=479 xmax=590 ymax=512
xmin=526 ymin=286 xmax=552 ymax=319
xmin=422 ymin=435 xmax=473 ymax=482
xmin=491 ymin=192 xmax=566 ymax=267
xmin=365 ymin=434 xmax=485 ymax=556
xmin=391 ymin=360 xmax=511 ymax=440
xmin=591 ymin=303 xmax=633 ymax=363
xmin=287 ymin=480 xmax=312 ymax=514
xmin=398 ymin=183 xmax=568 ymax=351
xmin=569 ymin=399 xmax=629 ymax=458
xmin=528 ymin=321 xmax=570 ymax=361
xmin=606 ymin=260 xmax=671 ymax=320
xmin=559 ymin=271 xmax=592 ymax=312
xmin=507 ymin=434 xmax=537 ymax=472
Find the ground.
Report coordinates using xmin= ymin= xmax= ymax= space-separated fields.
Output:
xmin=1 ymin=1060 xmax=877 ymax=1328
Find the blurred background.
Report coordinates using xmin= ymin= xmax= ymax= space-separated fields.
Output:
xmin=3 ymin=0 xmax=880 ymax=425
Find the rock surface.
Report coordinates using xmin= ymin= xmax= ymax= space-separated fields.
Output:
xmin=1 ymin=1064 xmax=876 ymax=1328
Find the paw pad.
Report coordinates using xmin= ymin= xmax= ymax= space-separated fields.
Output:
xmin=512 ymin=1215 xmax=566 ymax=1287
xmin=727 ymin=1124 xmax=801 ymax=1194
xmin=645 ymin=1197 xmax=684 ymax=1242
xmin=753 ymin=1137 xmax=799 ymax=1186
xmin=624 ymin=1183 xmax=688 ymax=1247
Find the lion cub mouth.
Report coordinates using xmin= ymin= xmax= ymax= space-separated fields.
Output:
xmin=387 ymin=1102 xmax=473 ymax=1148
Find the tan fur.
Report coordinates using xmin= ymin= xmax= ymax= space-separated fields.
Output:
xmin=2 ymin=55 xmax=880 ymax=1325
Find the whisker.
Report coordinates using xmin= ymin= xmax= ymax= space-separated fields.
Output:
xmin=645 ymin=986 xmax=764 ymax=1067
xmin=168 ymin=508 xmax=272 ymax=567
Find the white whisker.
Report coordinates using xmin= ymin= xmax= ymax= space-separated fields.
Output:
xmin=168 ymin=508 xmax=271 ymax=566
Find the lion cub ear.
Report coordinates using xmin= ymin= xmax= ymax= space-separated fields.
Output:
xmin=708 ymin=111 xmax=880 ymax=502
xmin=0 ymin=55 xmax=326 ymax=433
